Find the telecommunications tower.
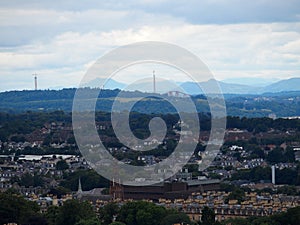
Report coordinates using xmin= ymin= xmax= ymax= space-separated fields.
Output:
xmin=33 ymin=73 xmax=38 ymax=90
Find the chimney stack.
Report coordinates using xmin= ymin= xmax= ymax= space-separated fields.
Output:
xmin=271 ymin=165 xmax=276 ymax=185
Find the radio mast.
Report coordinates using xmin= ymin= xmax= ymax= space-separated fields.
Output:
xmin=33 ymin=73 xmax=38 ymax=90
xmin=153 ymin=70 xmax=156 ymax=93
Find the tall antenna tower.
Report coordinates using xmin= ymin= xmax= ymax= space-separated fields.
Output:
xmin=33 ymin=73 xmax=37 ymax=90
xmin=153 ymin=70 xmax=156 ymax=93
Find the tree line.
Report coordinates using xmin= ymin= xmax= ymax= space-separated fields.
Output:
xmin=1 ymin=111 xmax=300 ymax=141
xmin=1 ymin=190 xmax=299 ymax=225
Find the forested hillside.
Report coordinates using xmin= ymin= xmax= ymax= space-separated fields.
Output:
xmin=0 ymin=88 xmax=300 ymax=117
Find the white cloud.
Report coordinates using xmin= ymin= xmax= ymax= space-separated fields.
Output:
xmin=1 ymin=22 xmax=300 ymax=91
xmin=0 ymin=1 xmax=300 ymax=91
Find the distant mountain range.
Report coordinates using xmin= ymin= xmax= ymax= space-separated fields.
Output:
xmin=84 ymin=78 xmax=126 ymax=90
xmin=221 ymin=77 xmax=278 ymax=87
xmin=264 ymin=78 xmax=300 ymax=93
xmin=83 ymin=77 xmax=300 ymax=95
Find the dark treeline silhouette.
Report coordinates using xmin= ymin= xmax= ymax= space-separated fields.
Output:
xmin=1 ymin=88 xmax=300 ymax=116
xmin=1 ymin=111 xmax=300 ymax=142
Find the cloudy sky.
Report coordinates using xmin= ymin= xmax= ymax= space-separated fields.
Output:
xmin=1 ymin=0 xmax=300 ymax=91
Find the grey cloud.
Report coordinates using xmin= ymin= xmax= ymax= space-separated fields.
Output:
xmin=2 ymin=0 xmax=300 ymax=24
xmin=1 ymin=0 xmax=299 ymax=48
xmin=0 ymin=6 xmax=181 ymax=47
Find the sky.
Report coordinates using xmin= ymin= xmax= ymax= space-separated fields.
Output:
xmin=0 ymin=0 xmax=300 ymax=91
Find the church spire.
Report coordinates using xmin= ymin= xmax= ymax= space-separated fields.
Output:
xmin=78 ymin=177 xmax=82 ymax=194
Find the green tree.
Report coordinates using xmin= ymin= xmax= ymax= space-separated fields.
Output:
xmin=48 ymin=186 xmax=70 ymax=198
xmin=56 ymin=159 xmax=69 ymax=170
xmin=161 ymin=213 xmax=191 ymax=225
xmin=271 ymin=206 xmax=300 ymax=225
xmin=75 ymin=218 xmax=101 ymax=225
xmin=56 ymin=200 xmax=98 ymax=225
xmin=284 ymin=147 xmax=295 ymax=162
xmin=0 ymin=191 xmax=40 ymax=225
xmin=60 ymin=169 xmax=109 ymax=191
xmin=250 ymin=216 xmax=279 ymax=225
xmin=45 ymin=206 xmax=60 ymax=225
xmin=99 ymin=202 xmax=119 ymax=225
xmin=225 ymin=188 xmax=245 ymax=204
xmin=201 ymin=206 xmax=216 ymax=225
xmin=267 ymin=147 xmax=285 ymax=164
xmin=117 ymin=201 xmax=167 ymax=225
xmin=276 ymin=168 xmax=297 ymax=185
xmin=223 ymin=218 xmax=250 ymax=225
xmin=250 ymin=146 xmax=265 ymax=159
xmin=19 ymin=173 xmax=44 ymax=187
xmin=109 ymin=222 xmax=126 ymax=225
xmin=23 ymin=215 xmax=48 ymax=225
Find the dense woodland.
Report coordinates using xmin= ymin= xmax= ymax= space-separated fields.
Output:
xmin=1 ymin=111 xmax=300 ymax=141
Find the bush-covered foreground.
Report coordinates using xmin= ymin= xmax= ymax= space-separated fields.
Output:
xmin=0 ymin=191 xmax=300 ymax=225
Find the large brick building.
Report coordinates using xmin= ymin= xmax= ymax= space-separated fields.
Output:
xmin=110 ymin=179 xmax=220 ymax=200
